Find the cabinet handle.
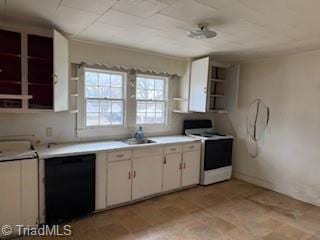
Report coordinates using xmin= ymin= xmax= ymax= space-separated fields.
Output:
xmin=170 ymin=148 xmax=176 ymax=151
xmin=116 ymin=154 xmax=124 ymax=158
xmin=128 ymin=171 xmax=131 ymax=179
xmin=133 ymin=170 xmax=136 ymax=178
xmin=0 ymin=69 xmax=2 ymax=73
xmin=164 ymin=156 xmax=167 ymax=164
xmin=189 ymin=146 xmax=195 ymax=149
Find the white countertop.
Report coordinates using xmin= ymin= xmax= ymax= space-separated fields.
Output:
xmin=36 ymin=135 xmax=199 ymax=159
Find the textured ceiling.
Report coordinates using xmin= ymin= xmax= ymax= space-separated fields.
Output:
xmin=1 ymin=0 xmax=320 ymax=60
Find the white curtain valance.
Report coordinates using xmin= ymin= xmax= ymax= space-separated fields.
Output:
xmin=79 ymin=62 xmax=181 ymax=79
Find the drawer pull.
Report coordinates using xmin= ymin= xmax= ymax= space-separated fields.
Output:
xmin=170 ymin=148 xmax=176 ymax=151
xmin=116 ymin=154 xmax=124 ymax=158
xmin=189 ymin=146 xmax=195 ymax=149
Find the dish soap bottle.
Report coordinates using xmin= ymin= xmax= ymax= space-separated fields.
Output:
xmin=134 ymin=126 xmax=145 ymax=143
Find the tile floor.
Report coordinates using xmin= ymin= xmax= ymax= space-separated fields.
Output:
xmin=26 ymin=179 xmax=320 ymax=239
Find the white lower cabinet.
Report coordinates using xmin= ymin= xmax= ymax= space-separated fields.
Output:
xmin=21 ymin=159 xmax=39 ymax=226
xmin=162 ymin=153 xmax=182 ymax=191
xmin=106 ymin=142 xmax=201 ymax=207
xmin=132 ymin=155 xmax=162 ymax=200
xmin=0 ymin=161 xmax=22 ymax=232
xmin=107 ymin=160 xmax=132 ymax=206
xmin=0 ymin=159 xmax=38 ymax=237
xmin=182 ymin=150 xmax=201 ymax=187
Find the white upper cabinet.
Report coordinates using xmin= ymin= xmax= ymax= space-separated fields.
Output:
xmin=53 ymin=30 xmax=69 ymax=112
xmin=0 ymin=27 xmax=69 ymax=113
xmin=189 ymin=57 xmax=209 ymax=112
xmin=189 ymin=56 xmax=240 ymax=113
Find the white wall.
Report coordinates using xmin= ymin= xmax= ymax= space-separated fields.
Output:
xmin=0 ymin=40 xmax=215 ymax=144
xmin=215 ymin=49 xmax=320 ymax=206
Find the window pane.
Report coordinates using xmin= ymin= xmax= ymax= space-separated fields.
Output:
xmin=155 ymin=113 xmax=164 ymax=123
xmin=111 ymin=74 xmax=122 ymax=87
xmin=146 ymin=79 xmax=154 ymax=89
xmin=137 ymin=112 xmax=145 ymax=124
xmin=136 ymin=78 xmax=146 ymax=89
xmin=112 ymin=112 xmax=123 ymax=124
xmin=137 ymin=101 xmax=146 ymax=113
xmin=110 ymin=87 xmax=122 ymax=99
xmin=112 ymin=101 xmax=123 ymax=113
xmin=154 ymin=90 xmax=164 ymax=100
xmin=85 ymin=71 xmax=98 ymax=85
xmin=147 ymin=102 xmax=156 ymax=112
xmin=147 ymin=90 xmax=154 ymax=100
xmin=156 ymin=102 xmax=164 ymax=112
xmin=86 ymin=100 xmax=99 ymax=113
xmin=86 ymin=113 xmax=99 ymax=126
xmin=146 ymin=112 xmax=155 ymax=123
xmin=136 ymin=90 xmax=146 ymax=100
xmin=99 ymin=73 xmax=110 ymax=86
xmin=100 ymin=112 xmax=112 ymax=125
xmin=99 ymin=87 xmax=110 ymax=98
xmin=86 ymin=86 xmax=99 ymax=98
xmin=155 ymin=79 xmax=164 ymax=90
xmin=100 ymin=100 xmax=111 ymax=112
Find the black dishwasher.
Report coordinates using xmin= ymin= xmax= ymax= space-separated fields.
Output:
xmin=45 ymin=154 xmax=95 ymax=224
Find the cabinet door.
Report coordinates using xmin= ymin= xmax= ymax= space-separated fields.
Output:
xmin=225 ymin=64 xmax=240 ymax=112
xmin=182 ymin=151 xmax=201 ymax=187
xmin=132 ymin=155 xmax=162 ymax=200
xmin=163 ymin=153 xmax=182 ymax=192
xmin=53 ymin=29 xmax=69 ymax=112
xmin=21 ymin=159 xmax=38 ymax=226
xmin=107 ymin=160 xmax=132 ymax=206
xmin=0 ymin=161 xmax=22 ymax=230
xmin=189 ymin=57 xmax=209 ymax=112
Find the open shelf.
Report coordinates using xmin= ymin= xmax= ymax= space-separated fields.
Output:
xmin=0 ymin=94 xmax=32 ymax=100
xmin=172 ymin=109 xmax=189 ymax=114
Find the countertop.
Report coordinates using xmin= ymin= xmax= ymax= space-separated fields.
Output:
xmin=36 ymin=135 xmax=200 ymax=159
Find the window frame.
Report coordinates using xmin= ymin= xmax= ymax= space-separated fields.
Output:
xmin=83 ymin=67 xmax=127 ymax=129
xmin=135 ymin=74 xmax=169 ymax=126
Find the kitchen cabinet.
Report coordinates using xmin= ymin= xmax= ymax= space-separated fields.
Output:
xmin=107 ymin=160 xmax=132 ymax=206
xmin=132 ymin=155 xmax=163 ymax=200
xmin=162 ymin=153 xmax=182 ymax=191
xmin=0 ymin=161 xmax=21 ymax=233
xmin=189 ymin=56 xmax=240 ymax=113
xmin=0 ymin=27 xmax=69 ymax=113
xmin=0 ymin=159 xmax=38 ymax=236
xmin=182 ymin=150 xmax=201 ymax=187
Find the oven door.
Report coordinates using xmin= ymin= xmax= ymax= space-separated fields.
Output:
xmin=204 ymin=139 xmax=233 ymax=170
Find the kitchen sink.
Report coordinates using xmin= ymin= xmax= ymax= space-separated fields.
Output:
xmin=122 ymin=138 xmax=156 ymax=145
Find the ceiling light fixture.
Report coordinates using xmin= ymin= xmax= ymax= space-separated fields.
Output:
xmin=187 ymin=24 xmax=217 ymax=39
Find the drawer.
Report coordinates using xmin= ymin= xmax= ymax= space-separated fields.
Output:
xmin=164 ymin=145 xmax=182 ymax=155
xmin=108 ymin=150 xmax=132 ymax=162
xmin=183 ymin=142 xmax=200 ymax=152
xmin=133 ymin=147 xmax=163 ymax=158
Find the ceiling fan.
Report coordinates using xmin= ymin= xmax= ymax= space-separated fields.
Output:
xmin=187 ymin=23 xmax=217 ymax=39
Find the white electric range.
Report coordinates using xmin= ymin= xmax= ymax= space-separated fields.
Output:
xmin=184 ymin=120 xmax=233 ymax=185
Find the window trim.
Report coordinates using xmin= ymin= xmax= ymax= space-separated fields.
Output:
xmin=82 ymin=67 xmax=127 ymax=129
xmin=135 ymin=74 xmax=169 ymax=126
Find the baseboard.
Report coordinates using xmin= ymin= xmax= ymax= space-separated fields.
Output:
xmin=233 ymin=170 xmax=320 ymax=207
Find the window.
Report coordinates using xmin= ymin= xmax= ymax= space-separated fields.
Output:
xmin=136 ymin=75 xmax=167 ymax=124
xmin=84 ymin=69 xmax=125 ymax=127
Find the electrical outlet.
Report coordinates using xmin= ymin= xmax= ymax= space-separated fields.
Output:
xmin=46 ymin=128 xmax=53 ymax=137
